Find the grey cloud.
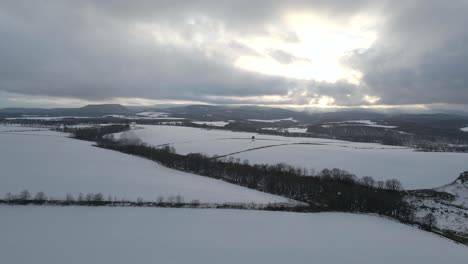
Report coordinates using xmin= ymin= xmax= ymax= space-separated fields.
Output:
xmin=1 ymin=0 xmax=467 ymax=108
xmin=0 ymin=1 xmax=291 ymax=102
xmin=348 ymin=0 xmax=468 ymax=105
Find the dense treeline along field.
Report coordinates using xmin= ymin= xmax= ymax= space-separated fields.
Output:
xmin=70 ymin=124 xmax=414 ymax=222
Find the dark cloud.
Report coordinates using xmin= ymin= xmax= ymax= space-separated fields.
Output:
xmin=0 ymin=1 xmax=291 ymax=102
xmin=349 ymin=0 xmax=468 ymax=105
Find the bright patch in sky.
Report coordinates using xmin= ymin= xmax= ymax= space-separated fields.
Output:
xmin=235 ymin=12 xmax=378 ymax=84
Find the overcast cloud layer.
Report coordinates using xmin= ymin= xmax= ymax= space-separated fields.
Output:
xmin=0 ymin=0 xmax=467 ymax=108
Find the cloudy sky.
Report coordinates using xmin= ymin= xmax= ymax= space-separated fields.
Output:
xmin=0 ymin=0 xmax=467 ymax=111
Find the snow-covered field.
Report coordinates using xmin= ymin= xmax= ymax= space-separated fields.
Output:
xmin=115 ymin=125 xmax=468 ymax=189
xmin=0 ymin=125 xmax=289 ymax=204
xmin=323 ymin=120 xmax=397 ymax=129
xmin=261 ymin=127 xmax=309 ymax=133
xmin=1 ymin=206 xmax=467 ymax=264
xmin=408 ymin=195 xmax=468 ymax=233
xmin=192 ymin=121 xmax=229 ymax=127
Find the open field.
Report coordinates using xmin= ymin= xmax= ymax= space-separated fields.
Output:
xmin=115 ymin=125 xmax=468 ymax=189
xmin=1 ymin=206 xmax=467 ymax=264
xmin=0 ymin=125 xmax=289 ymax=204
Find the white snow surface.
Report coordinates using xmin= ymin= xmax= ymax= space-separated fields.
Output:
xmin=1 ymin=206 xmax=467 ymax=264
xmin=192 ymin=121 xmax=229 ymax=127
xmin=407 ymin=196 xmax=468 ymax=233
xmin=116 ymin=125 xmax=468 ymax=189
xmin=262 ymin=127 xmax=309 ymax=133
xmin=136 ymin=111 xmax=170 ymax=118
xmin=324 ymin=120 xmax=397 ymax=128
xmin=436 ymin=182 xmax=468 ymax=208
xmin=287 ymin=127 xmax=309 ymax=133
xmin=0 ymin=125 xmax=289 ymax=204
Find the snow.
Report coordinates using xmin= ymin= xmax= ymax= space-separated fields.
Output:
xmin=5 ymin=116 xmax=94 ymax=120
xmin=0 ymin=125 xmax=289 ymax=204
xmin=192 ymin=121 xmax=229 ymax=127
xmin=248 ymin=117 xmax=298 ymax=123
xmin=229 ymin=144 xmax=468 ymax=190
xmin=133 ymin=111 xmax=186 ymax=120
xmin=116 ymin=125 xmax=468 ymax=189
xmin=0 ymin=124 xmax=51 ymax=132
xmin=287 ymin=127 xmax=309 ymax=133
xmin=407 ymin=196 xmax=468 ymax=233
xmin=461 ymin=127 xmax=468 ymax=132
xmin=324 ymin=120 xmax=397 ymax=128
xmin=136 ymin=111 xmax=170 ymax=118
xmin=1 ymin=206 xmax=467 ymax=264
xmin=436 ymin=182 xmax=468 ymax=208
xmin=261 ymin=127 xmax=309 ymax=133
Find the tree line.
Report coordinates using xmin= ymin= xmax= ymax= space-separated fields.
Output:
xmin=1 ymin=190 xmax=306 ymax=211
xmin=67 ymin=125 xmax=414 ymax=222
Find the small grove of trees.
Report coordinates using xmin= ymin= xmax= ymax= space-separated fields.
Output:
xmin=3 ymin=190 xmax=46 ymax=204
xmin=71 ymin=125 xmax=130 ymax=141
xmin=421 ymin=213 xmax=437 ymax=230
xmin=1 ymin=192 xmax=230 ymax=210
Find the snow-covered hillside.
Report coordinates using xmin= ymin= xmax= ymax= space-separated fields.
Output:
xmin=406 ymin=172 xmax=468 ymax=236
xmin=0 ymin=125 xmax=290 ymax=204
xmin=114 ymin=125 xmax=468 ymax=189
xmin=1 ymin=206 xmax=467 ymax=264
xmin=436 ymin=172 xmax=468 ymax=208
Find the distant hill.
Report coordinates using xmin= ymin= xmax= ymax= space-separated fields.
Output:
xmin=147 ymin=104 xmax=312 ymax=121
xmin=76 ymin=104 xmax=133 ymax=115
xmin=0 ymin=104 xmax=133 ymax=117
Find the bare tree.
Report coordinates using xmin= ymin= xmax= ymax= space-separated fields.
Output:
xmin=65 ymin=193 xmax=74 ymax=202
xmin=19 ymin=190 xmax=31 ymax=201
xmin=34 ymin=191 xmax=47 ymax=202
xmin=175 ymin=195 xmax=184 ymax=204
xmin=385 ymin=179 xmax=403 ymax=191
xmin=85 ymin=193 xmax=94 ymax=202
xmin=361 ymin=176 xmax=375 ymax=188
xmin=423 ymin=213 xmax=437 ymax=230
xmin=156 ymin=196 xmax=165 ymax=204
xmin=167 ymin=196 xmax=176 ymax=204
xmin=78 ymin=193 xmax=84 ymax=202
xmin=136 ymin=197 xmax=144 ymax=204
xmin=93 ymin=193 xmax=104 ymax=202
xmin=190 ymin=199 xmax=200 ymax=206
xmin=4 ymin=192 xmax=13 ymax=201
xmin=376 ymin=181 xmax=385 ymax=189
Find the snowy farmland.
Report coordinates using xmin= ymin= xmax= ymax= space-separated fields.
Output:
xmin=192 ymin=121 xmax=229 ymax=127
xmin=114 ymin=125 xmax=468 ymax=189
xmin=1 ymin=206 xmax=467 ymax=264
xmin=0 ymin=125 xmax=289 ymax=204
